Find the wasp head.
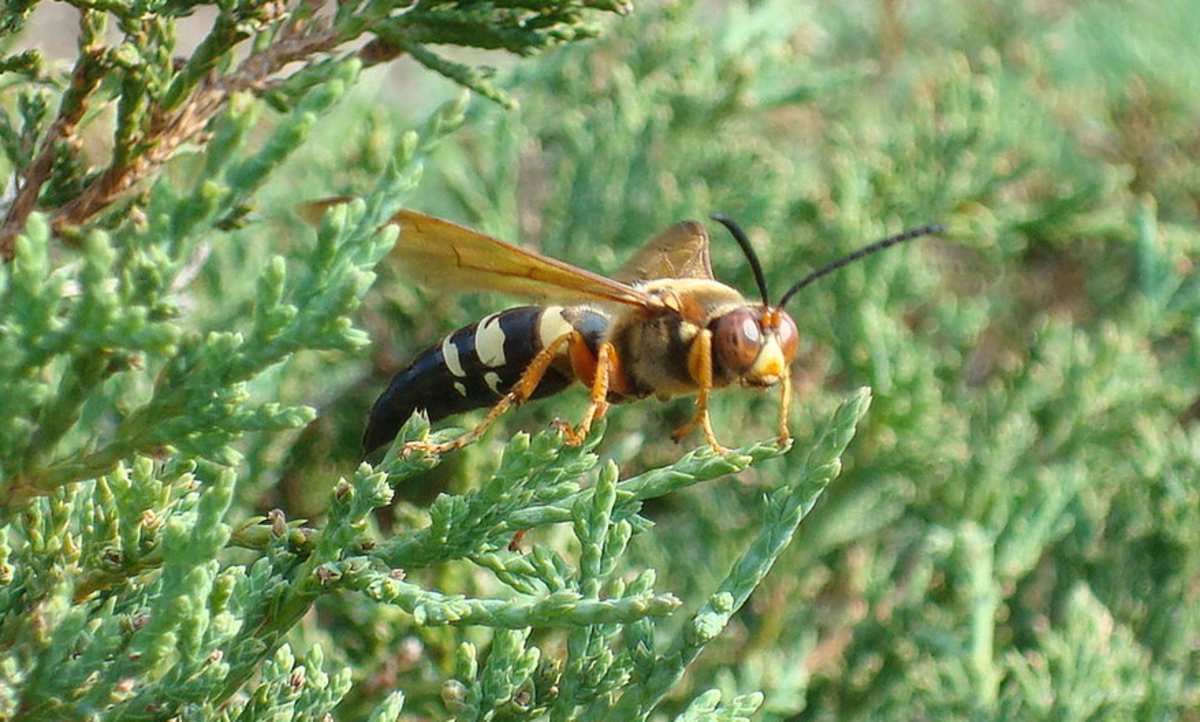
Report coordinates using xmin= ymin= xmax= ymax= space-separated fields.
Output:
xmin=710 ymin=305 xmax=798 ymax=387
xmin=709 ymin=214 xmax=943 ymax=388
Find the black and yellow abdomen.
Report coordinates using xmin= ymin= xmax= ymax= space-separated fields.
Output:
xmin=362 ymin=305 xmax=608 ymax=454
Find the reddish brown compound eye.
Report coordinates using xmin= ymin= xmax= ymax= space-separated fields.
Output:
xmin=775 ymin=310 xmax=799 ymax=362
xmin=712 ymin=307 xmax=763 ymax=374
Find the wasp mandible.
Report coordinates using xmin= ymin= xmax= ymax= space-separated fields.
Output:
xmin=335 ymin=207 xmax=942 ymax=456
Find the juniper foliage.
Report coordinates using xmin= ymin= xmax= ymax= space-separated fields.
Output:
xmin=3 ymin=0 xmax=1199 ymax=720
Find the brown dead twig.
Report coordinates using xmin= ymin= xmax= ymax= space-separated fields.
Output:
xmin=0 ymin=48 xmax=105 ymax=259
xmin=0 ymin=20 xmax=344 ymax=261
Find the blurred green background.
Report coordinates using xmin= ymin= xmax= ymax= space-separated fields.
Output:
xmin=242 ymin=0 xmax=1199 ymax=718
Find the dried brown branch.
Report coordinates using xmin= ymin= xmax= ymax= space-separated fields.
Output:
xmin=1 ymin=0 xmax=621 ymax=261
xmin=0 ymin=20 xmax=343 ymax=260
xmin=49 ymin=25 xmax=343 ymax=234
xmin=0 ymin=48 xmax=105 ymax=260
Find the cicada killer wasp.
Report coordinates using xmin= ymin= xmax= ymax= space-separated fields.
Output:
xmin=312 ymin=204 xmax=942 ymax=456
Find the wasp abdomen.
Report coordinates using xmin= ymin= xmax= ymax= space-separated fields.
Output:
xmin=362 ymin=305 xmax=607 ymax=454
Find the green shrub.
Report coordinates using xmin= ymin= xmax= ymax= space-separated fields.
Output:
xmin=2 ymin=0 xmax=1198 ymax=720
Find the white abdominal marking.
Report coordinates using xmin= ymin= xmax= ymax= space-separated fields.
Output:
xmin=443 ymin=336 xmax=466 ymax=377
xmin=476 ymin=314 xmax=508 ymax=367
xmin=537 ymin=307 xmax=574 ymax=348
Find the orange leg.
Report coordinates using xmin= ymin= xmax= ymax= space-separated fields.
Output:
xmin=776 ymin=365 xmax=793 ymax=447
xmin=558 ymin=341 xmax=617 ymax=446
xmin=670 ymin=329 xmax=729 ymax=455
xmin=404 ymin=333 xmax=574 ymax=455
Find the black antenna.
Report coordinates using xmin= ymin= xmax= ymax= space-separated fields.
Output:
xmin=777 ymin=223 xmax=944 ymax=308
xmin=711 ymin=215 xmax=772 ymax=306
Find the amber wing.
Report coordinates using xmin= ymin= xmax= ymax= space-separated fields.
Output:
xmin=395 ymin=210 xmax=665 ymax=308
xmin=612 ymin=220 xmax=714 ymax=283
xmin=300 ymin=200 xmax=698 ymax=305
